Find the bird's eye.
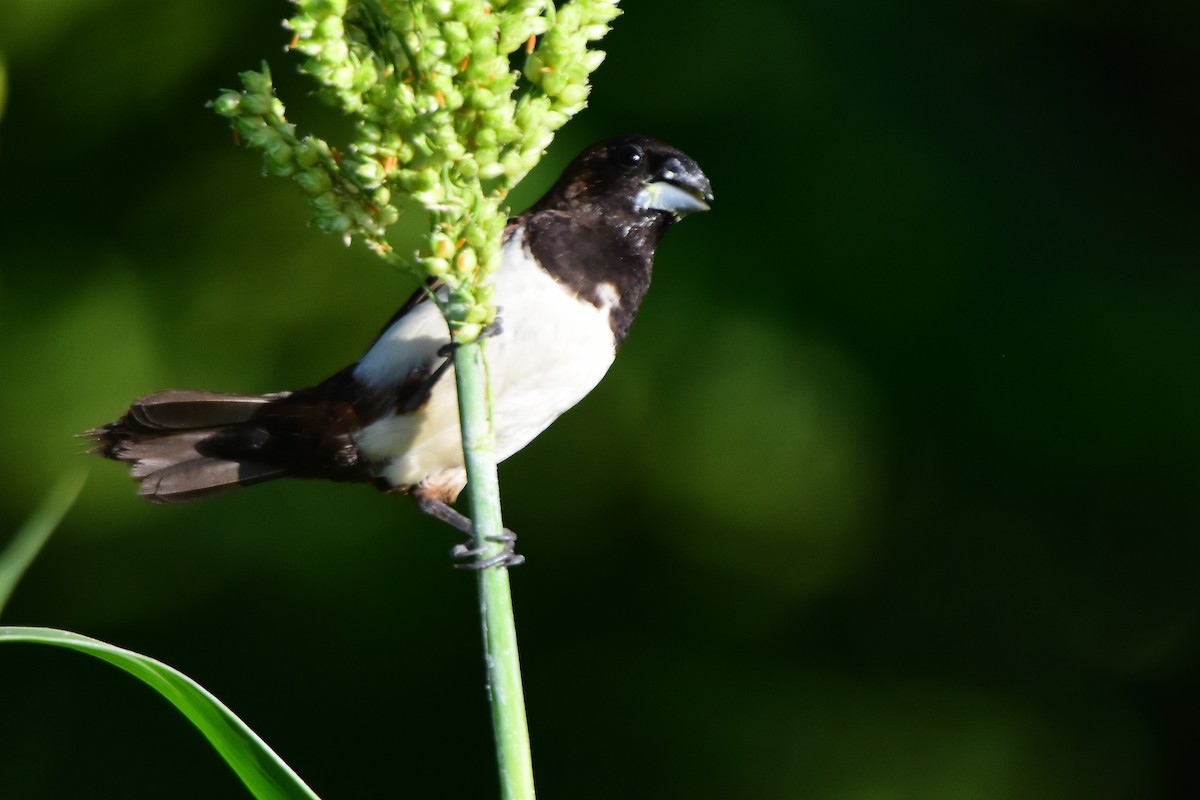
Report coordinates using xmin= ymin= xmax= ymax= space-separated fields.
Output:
xmin=616 ymin=144 xmax=644 ymax=168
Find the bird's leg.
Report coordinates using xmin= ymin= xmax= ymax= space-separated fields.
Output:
xmin=407 ymin=312 xmax=519 ymax=568
xmin=413 ymin=494 xmax=525 ymax=569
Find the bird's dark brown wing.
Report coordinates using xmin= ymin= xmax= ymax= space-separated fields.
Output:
xmin=370 ymin=275 xmax=442 ymax=342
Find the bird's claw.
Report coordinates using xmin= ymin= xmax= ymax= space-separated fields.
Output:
xmin=480 ymin=314 xmax=504 ymax=340
xmin=451 ymin=528 xmax=525 ymax=570
xmin=437 ymin=313 xmax=504 ymax=358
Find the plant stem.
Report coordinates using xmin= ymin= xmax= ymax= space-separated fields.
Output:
xmin=453 ymin=338 xmax=535 ymax=800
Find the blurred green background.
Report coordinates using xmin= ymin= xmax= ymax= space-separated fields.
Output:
xmin=2 ymin=0 xmax=1198 ymax=797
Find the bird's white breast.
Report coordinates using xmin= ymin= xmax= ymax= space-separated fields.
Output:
xmin=352 ymin=226 xmax=618 ymax=490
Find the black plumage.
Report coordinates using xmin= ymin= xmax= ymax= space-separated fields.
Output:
xmin=90 ymin=136 xmax=712 ymax=546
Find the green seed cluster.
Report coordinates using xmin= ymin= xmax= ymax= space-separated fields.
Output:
xmin=213 ymin=0 xmax=621 ymax=340
xmin=214 ymin=64 xmax=400 ymax=245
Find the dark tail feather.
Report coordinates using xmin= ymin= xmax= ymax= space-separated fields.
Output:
xmin=89 ymin=390 xmax=292 ymax=503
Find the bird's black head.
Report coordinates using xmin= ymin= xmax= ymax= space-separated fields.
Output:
xmin=536 ymin=135 xmax=713 ymax=224
xmin=521 ymin=136 xmax=711 ymax=346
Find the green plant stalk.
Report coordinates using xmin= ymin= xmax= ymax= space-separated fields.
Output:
xmin=454 ymin=338 xmax=534 ymax=799
xmin=214 ymin=3 xmax=624 ymax=793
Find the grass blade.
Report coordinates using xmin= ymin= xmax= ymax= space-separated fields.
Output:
xmin=0 ymin=626 xmax=321 ymax=800
xmin=0 ymin=470 xmax=87 ymax=617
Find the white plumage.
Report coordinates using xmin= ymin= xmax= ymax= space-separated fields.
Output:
xmin=352 ymin=226 xmax=619 ymax=492
xmin=92 ymin=134 xmax=711 ymax=557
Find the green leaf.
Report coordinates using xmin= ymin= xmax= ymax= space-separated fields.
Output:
xmin=0 ymin=470 xmax=86 ymax=617
xmin=0 ymin=626 xmax=322 ymax=800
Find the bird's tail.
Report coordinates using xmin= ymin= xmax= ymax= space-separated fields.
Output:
xmin=88 ymin=389 xmax=294 ymax=504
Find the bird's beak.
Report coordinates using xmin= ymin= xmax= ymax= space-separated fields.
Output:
xmin=635 ymin=157 xmax=713 ymax=216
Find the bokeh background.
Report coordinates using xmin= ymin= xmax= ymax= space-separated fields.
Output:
xmin=2 ymin=0 xmax=1198 ymax=797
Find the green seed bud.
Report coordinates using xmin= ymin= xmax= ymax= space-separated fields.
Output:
xmin=440 ymin=140 xmax=466 ymax=162
xmin=591 ymin=3 xmax=622 ymax=24
xmin=426 ymin=37 xmax=448 ymax=60
xmin=464 ymin=224 xmax=487 ymax=250
xmin=452 ymin=0 xmax=485 ymax=24
xmin=240 ymin=68 xmax=273 ymax=96
xmin=523 ymin=52 xmax=544 ymax=80
xmin=422 ymin=256 xmax=451 ymax=277
xmin=317 ymin=16 xmax=344 ymax=40
xmin=401 ymin=168 xmax=438 ymax=192
xmin=413 ymin=186 xmax=445 ymax=206
xmin=295 ymin=167 xmax=333 ymax=194
xmin=481 ymin=106 xmax=512 ymax=131
xmin=431 ymin=124 xmax=459 ymax=149
xmin=352 ymin=205 xmax=380 ymax=229
xmin=540 ymin=69 xmax=567 ymax=97
xmin=468 ymin=86 xmax=498 ymax=110
xmin=379 ymin=205 xmax=400 ymax=226
xmin=240 ymin=92 xmax=276 ymax=116
xmin=474 ymin=147 xmax=499 ymax=168
xmin=329 ymin=63 xmax=355 ymax=89
xmin=323 ymin=39 xmax=350 ymax=67
xmin=537 ymin=46 xmax=566 ymax=71
xmin=390 ymin=9 xmax=414 ymax=30
xmin=513 ymin=94 xmax=544 ymax=128
xmin=555 ymin=82 xmax=588 ymax=109
xmin=353 ymin=158 xmax=385 ymax=187
xmin=441 ymin=86 xmax=464 ymax=110
xmin=481 ymin=249 xmax=502 ymax=276
xmin=246 ymin=124 xmax=281 ymax=150
xmin=498 ymin=21 xmax=532 ymax=53
xmin=287 ymin=17 xmax=314 ymax=37
xmin=266 ymin=160 xmax=296 ymax=178
xmin=319 ymin=212 xmax=353 ymax=234
xmin=455 ymin=246 xmax=478 ymax=276
xmin=212 ymin=91 xmax=242 ymax=117
xmin=312 ymin=191 xmax=339 ymax=213
xmin=298 ymin=0 xmax=347 ymax=15
xmin=581 ymin=50 xmax=606 ymax=72
xmin=294 ymin=140 xmax=320 ymax=168
xmin=352 ymin=61 xmax=378 ymax=92
xmin=479 ymin=162 xmax=507 ymax=181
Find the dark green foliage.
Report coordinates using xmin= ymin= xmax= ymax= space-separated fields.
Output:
xmin=1 ymin=1 xmax=1197 ymax=797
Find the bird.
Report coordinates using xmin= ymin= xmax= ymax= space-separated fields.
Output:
xmin=89 ymin=135 xmax=713 ymax=566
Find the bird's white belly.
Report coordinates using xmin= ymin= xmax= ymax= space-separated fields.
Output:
xmin=352 ymin=231 xmax=618 ymax=489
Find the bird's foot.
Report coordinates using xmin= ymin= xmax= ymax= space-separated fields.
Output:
xmin=479 ymin=313 xmax=504 ymax=340
xmin=413 ymin=490 xmax=523 ymax=569
xmin=451 ymin=528 xmax=526 ymax=570
xmin=437 ymin=313 xmax=504 ymax=358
